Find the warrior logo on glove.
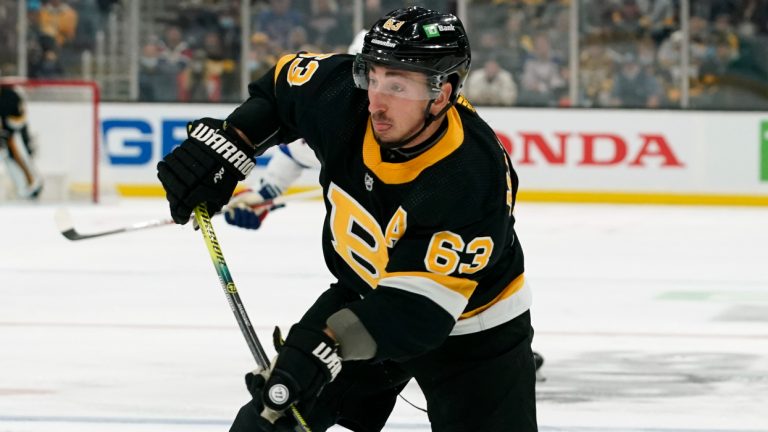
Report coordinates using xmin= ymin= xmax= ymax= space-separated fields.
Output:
xmin=261 ymin=325 xmax=342 ymax=412
xmin=313 ymin=342 xmax=341 ymax=381
xmin=189 ymin=121 xmax=256 ymax=177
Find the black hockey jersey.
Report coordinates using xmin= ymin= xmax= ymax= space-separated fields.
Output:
xmin=0 ymin=85 xmax=26 ymax=135
xmin=227 ymin=53 xmax=530 ymax=361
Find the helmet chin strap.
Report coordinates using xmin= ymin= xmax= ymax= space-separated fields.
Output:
xmin=373 ymin=99 xmax=453 ymax=150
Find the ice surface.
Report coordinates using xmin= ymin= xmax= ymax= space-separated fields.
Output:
xmin=1 ymin=199 xmax=767 ymax=432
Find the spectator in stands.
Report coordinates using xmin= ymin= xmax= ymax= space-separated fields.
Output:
xmin=499 ymin=10 xmax=531 ymax=79
xmin=96 ymin=0 xmax=119 ymax=18
xmin=139 ymin=42 xmax=180 ymax=102
xmin=712 ymin=12 xmax=740 ymax=52
xmin=248 ymin=32 xmax=277 ymax=82
xmin=580 ymin=0 xmax=616 ymax=37
xmin=253 ymin=0 xmax=305 ymax=52
xmin=519 ymin=33 xmax=566 ymax=106
xmin=742 ymin=0 xmax=768 ymax=35
xmin=701 ymin=0 xmax=742 ymax=22
xmin=159 ymin=25 xmax=192 ymax=70
xmin=579 ymin=43 xmax=619 ymax=107
xmin=178 ymin=32 xmax=237 ymax=103
xmin=362 ymin=0 xmax=384 ymax=29
xmin=38 ymin=0 xmax=78 ymax=47
xmin=688 ymin=14 xmax=713 ymax=56
xmin=306 ymin=0 xmax=350 ymax=52
xmin=0 ymin=3 xmax=19 ymax=74
xmin=611 ymin=52 xmax=663 ymax=108
xmin=648 ymin=0 xmax=677 ymax=43
xmin=692 ymin=35 xmax=736 ymax=108
xmin=657 ymin=16 xmax=708 ymax=90
xmin=465 ymin=57 xmax=518 ymax=106
xmin=700 ymin=34 xmax=737 ymax=79
xmin=476 ymin=29 xmax=503 ymax=59
xmin=636 ymin=35 xmax=657 ymax=68
xmin=177 ymin=1 xmax=221 ymax=49
xmin=217 ymin=1 xmax=241 ymax=60
xmin=177 ymin=49 xmax=210 ymax=102
xmin=612 ymin=0 xmax=645 ymax=37
xmin=546 ymin=7 xmax=570 ymax=64
xmin=67 ymin=0 xmax=98 ymax=54
xmin=27 ymin=6 xmax=65 ymax=79
xmin=287 ymin=26 xmax=311 ymax=52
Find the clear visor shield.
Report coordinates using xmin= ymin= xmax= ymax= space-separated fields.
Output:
xmin=353 ymin=54 xmax=443 ymax=101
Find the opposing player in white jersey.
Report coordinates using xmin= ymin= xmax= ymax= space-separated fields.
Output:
xmin=224 ymin=139 xmax=319 ymax=228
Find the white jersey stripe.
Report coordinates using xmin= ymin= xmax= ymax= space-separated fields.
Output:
xmin=450 ymin=280 xmax=532 ymax=336
xmin=378 ymin=275 xmax=469 ymax=319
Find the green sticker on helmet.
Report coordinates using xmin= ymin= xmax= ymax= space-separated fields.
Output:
xmin=423 ymin=24 xmax=440 ymax=38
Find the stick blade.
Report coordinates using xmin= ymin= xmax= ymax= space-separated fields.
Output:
xmin=54 ymin=208 xmax=81 ymax=240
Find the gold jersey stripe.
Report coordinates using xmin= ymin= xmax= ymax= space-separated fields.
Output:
xmin=459 ymin=273 xmax=525 ymax=320
xmin=274 ymin=54 xmax=298 ymax=85
xmin=6 ymin=114 xmax=26 ymax=128
xmin=362 ymin=107 xmax=464 ymax=184
xmin=455 ymin=95 xmax=476 ymax=112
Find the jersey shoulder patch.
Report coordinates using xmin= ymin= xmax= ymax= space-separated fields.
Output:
xmin=274 ymin=53 xmax=337 ymax=86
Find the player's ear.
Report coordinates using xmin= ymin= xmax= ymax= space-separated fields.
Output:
xmin=431 ymin=82 xmax=453 ymax=114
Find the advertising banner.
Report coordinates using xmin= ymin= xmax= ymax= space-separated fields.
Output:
xmin=99 ymin=103 xmax=768 ymax=204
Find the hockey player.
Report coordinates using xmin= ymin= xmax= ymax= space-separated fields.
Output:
xmin=225 ymin=30 xmax=365 ymax=229
xmin=0 ymin=83 xmax=43 ymax=199
xmin=157 ymin=7 xmax=537 ymax=432
xmin=224 ymin=139 xmax=319 ymax=229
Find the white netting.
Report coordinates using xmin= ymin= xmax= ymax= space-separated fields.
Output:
xmin=0 ymin=79 xmax=109 ymax=202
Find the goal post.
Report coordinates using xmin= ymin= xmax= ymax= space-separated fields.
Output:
xmin=0 ymin=78 xmax=103 ymax=203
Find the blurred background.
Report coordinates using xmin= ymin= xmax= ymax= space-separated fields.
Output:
xmin=1 ymin=0 xmax=767 ymax=204
xmin=1 ymin=0 xmax=766 ymax=108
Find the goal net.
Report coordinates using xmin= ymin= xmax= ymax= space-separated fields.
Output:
xmin=0 ymin=79 xmax=106 ymax=203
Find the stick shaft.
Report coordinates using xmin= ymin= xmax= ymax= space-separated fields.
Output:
xmin=193 ymin=203 xmax=270 ymax=368
xmin=193 ymin=203 xmax=312 ymax=432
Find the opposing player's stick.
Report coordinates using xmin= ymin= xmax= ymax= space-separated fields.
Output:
xmin=193 ymin=203 xmax=311 ymax=432
xmin=56 ymin=188 xmax=322 ymax=241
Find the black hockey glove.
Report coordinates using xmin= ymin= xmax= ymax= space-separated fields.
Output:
xmin=262 ymin=324 xmax=342 ymax=412
xmin=230 ymin=373 xmax=298 ymax=432
xmin=157 ymin=117 xmax=256 ymax=224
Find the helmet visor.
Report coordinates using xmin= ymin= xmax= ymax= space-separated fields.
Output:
xmin=353 ymin=54 xmax=443 ymax=101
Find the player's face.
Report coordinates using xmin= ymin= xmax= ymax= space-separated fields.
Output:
xmin=366 ymin=65 xmax=432 ymax=145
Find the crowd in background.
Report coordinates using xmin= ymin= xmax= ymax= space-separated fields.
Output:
xmin=466 ymin=0 xmax=768 ymax=109
xmin=0 ymin=0 xmax=120 ymax=79
xmin=1 ymin=0 xmax=767 ymax=109
xmin=138 ymin=0 xmax=363 ymax=102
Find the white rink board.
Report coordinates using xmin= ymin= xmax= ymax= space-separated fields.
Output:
xmin=480 ymin=107 xmax=768 ymax=195
xmin=97 ymin=103 xmax=768 ymax=197
xmin=26 ymin=101 xmax=95 ymax=186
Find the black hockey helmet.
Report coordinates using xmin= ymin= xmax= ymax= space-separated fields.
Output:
xmin=353 ymin=7 xmax=471 ymax=103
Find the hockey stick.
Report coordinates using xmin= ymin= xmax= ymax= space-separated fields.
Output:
xmin=55 ymin=208 xmax=175 ymax=241
xmin=55 ymin=188 xmax=322 ymax=241
xmin=193 ymin=203 xmax=312 ymax=432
